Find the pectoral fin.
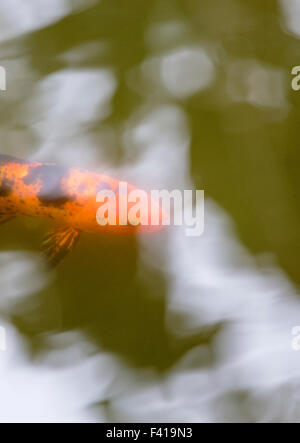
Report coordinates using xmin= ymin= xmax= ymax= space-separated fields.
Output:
xmin=42 ymin=226 xmax=81 ymax=267
xmin=0 ymin=212 xmax=16 ymax=225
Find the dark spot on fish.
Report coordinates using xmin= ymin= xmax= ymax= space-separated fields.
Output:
xmin=0 ymin=177 xmax=14 ymax=198
xmin=23 ymin=166 xmax=43 ymax=186
xmin=0 ymin=155 xmax=28 ymax=166
xmin=23 ymin=164 xmax=76 ymax=208
xmin=39 ymin=196 xmax=70 ymax=207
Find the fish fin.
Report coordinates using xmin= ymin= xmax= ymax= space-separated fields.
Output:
xmin=0 ymin=212 xmax=16 ymax=225
xmin=42 ymin=226 xmax=81 ymax=267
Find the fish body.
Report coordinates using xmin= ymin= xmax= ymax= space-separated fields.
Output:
xmin=0 ymin=154 xmax=162 ymax=265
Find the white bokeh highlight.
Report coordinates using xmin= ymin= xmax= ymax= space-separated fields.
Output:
xmin=160 ymin=47 xmax=215 ymax=99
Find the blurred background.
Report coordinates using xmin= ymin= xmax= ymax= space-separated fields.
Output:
xmin=0 ymin=0 xmax=300 ymax=423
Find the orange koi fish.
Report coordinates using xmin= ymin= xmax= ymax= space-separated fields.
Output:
xmin=0 ymin=154 xmax=163 ymax=266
